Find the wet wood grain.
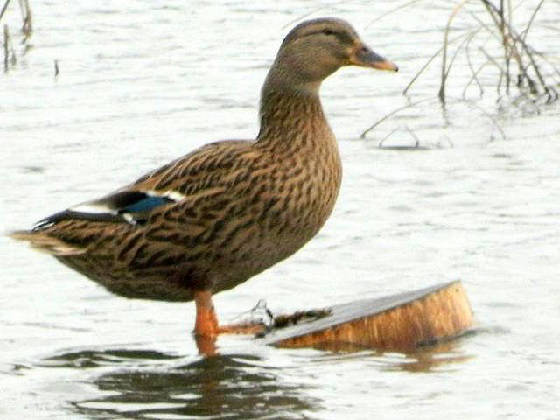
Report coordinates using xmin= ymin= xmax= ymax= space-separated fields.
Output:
xmin=265 ymin=281 xmax=473 ymax=352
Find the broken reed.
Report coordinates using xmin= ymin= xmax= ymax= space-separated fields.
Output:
xmin=19 ymin=0 xmax=31 ymax=41
xmin=2 ymin=23 xmax=8 ymax=72
xmin=1 ymin=0 xmax=32 ymax=72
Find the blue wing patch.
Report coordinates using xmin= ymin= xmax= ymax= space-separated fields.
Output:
xmin=32 ymin=191 xmax=182 ymax=231
xmin=119 ymin=196 xmax=174 ymax=214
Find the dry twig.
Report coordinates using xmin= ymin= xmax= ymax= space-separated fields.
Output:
xmin=403 ymin=32 xmax=470 ymax=96
xmin=18 ymin=0 xmax=31 ymax=41
xmin=0 ymin=0 xmax=10 ymax=21
xmin=360 ymin=98 xmax=434 ymax=139
xmin=3 ymin=23 xmax=8 ymax=72
xmin=439 ymin=0 xmax=471 ymax=103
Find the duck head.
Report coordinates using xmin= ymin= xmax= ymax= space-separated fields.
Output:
xmin=267 ymin=17 xmax=398 ymax=93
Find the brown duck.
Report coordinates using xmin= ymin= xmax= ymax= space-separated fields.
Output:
xmin=11 ymin=18 xmax=397 ymax=344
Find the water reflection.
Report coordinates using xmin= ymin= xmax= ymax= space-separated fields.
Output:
xmin=312 ymin=337 xmax=475 ymax=374
xmin=39 ymin=349 xmax=183 ymax=369
xmin=32 ymin=338 xmax=478 ymax=418
xmin=386 ymin=344 xmax=475 ymax=373
xmin=42 ymin=349 xmax=319 ymax=419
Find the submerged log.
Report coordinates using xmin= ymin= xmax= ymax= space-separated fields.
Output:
xmin=264 ymin=280 xmax=473 ymax=352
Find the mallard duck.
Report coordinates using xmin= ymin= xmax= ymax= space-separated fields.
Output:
xmin=11 ymin=18 xmax=397 ymax=342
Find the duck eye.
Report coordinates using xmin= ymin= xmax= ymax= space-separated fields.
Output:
xmin=323 ymin=29 xmax=334 ymax=36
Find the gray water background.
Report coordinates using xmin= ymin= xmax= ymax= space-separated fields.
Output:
xmin=1 ymin=0 xmax=560 ymax=418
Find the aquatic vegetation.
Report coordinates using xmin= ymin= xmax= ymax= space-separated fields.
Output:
xmin=361 ymin=0 xmax=559 ymax=143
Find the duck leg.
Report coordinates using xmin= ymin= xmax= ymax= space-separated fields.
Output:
xmin=193 ymin=289 xmax=220 ymax=356
xmin=194 ymin=289 xmax=226 ymax=336
xmin=193 ymin=289 xmax=265 ymax=340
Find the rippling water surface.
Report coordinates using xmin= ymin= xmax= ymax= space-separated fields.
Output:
xmin=2 ymin=1 xmax=560 ymax=418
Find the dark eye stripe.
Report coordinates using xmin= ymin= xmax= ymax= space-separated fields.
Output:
xmin=283 ymin=26 xmax=355 ymax=46
xmin=303 ymin=28 xmax=353 ymax=44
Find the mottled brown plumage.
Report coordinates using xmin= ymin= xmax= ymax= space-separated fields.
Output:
xmin=11 ymin=18 xmax=397 ymax=340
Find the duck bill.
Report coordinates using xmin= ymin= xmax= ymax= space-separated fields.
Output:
xmin=349 ymin=45 xmax=398 ymax=72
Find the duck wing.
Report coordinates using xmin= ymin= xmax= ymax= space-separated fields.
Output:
xmin=12 ymin=139 xmax=257 ymax=255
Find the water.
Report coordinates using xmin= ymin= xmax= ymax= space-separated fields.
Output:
xmin=2 ymin=0 xmax=560 ymax=418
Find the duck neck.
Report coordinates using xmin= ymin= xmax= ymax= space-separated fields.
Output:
xmin=255 ymin=76 xmax=333 ymax=153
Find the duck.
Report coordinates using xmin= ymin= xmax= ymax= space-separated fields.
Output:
xmin=11 ymin=17 xmax=398 ymax=346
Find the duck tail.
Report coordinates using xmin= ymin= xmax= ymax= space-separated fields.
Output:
xmin=9 ymin=230 xmax=86 ymax=256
